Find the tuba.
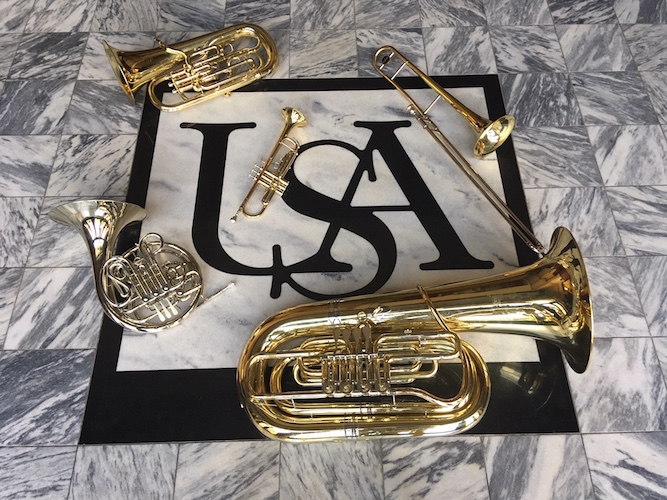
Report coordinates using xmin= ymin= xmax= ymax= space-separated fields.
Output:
xmin=49 ymin=200 xmax=214 ymax=333
xmin=104 ymin=24 xmax=278 ymax=112
xmin=237 ymin=226 xmax=592 ymax=441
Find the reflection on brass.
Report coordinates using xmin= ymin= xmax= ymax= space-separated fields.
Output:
xmin=237 ymin=226 xmax=592 ymax=441
xmin=374 ymin=45 xmax=515 ymax=158
xmin=231 ymin=107 xmax=307 ymax=222
xmin=49 ymin=200 xmax=232 ymax=333
xmin=103 ymin=24 xmax=278 ymax=112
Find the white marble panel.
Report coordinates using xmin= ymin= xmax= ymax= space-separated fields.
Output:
xmin=280 ymin=441 xmax=383 ymax=500
xmin=289 ymin=30 xmax=358 ymax=78
xmin=629 ymin=256 xmax=667 ymax=337
xmin=0 ymin=446 xmax=77 ymax=499
xmin=116 ymin=85 xmax=530 ymax=371
xmin=70 ymin=444 xmax=178 ymax=499
xmin=0 ymin=135 xmax=59 ymax=197
xmin=584 ymin=432 xmax=667 ymax=499
xmin=483 ymin=434 xmax=593 ymax=500
xmin=173 ymin=441 xmax=280 ymax=499
xmin=0 ymin=0 xmax=33 ymax=32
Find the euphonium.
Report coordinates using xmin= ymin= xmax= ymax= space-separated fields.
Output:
xmin=103 ymin=24 xmax=278 ymax=112
xmin=49 ymin=200 xmax=222 ymax=333
xmin=231 ymin=107 xmax=307 ymax=222
xmin=237 ymin=226 xmax=592 ymax=441
xmin=374 ymin=46 xmax=515 ymax=157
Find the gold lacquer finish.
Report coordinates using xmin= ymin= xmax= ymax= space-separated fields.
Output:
xmin=231 ymin=107 xmax=307 ymax=222
xmin=373 ymin=46 xmax=515 ymax=157
xmin=103 ymin=23 xmax=278 ymax=112
xmin=237 ymin=226 xmax=592 ymax=441
xmin=49 ymin=200 xmax=231 ymax=333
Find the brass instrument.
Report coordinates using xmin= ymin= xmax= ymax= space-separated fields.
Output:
xmin=374 ymin=46 xmax=515 ymax=157
xmin=103 ymin=24 xmax=278 ymax=112
xmin=237 ymin=226 xmax=592 ymax=441
xmin=231 ymin=107 xmax=307 ymax=222
xmin=49 ymin=200 xmax=231 ymax=333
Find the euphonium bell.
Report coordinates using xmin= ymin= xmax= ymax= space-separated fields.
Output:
xmin=104 ymin=24 xmax=278 ymax=112
xmin=49 ymin=200 xmax=225 ymax=333
xmin=237 ymin=226 xmax=593 ymax=441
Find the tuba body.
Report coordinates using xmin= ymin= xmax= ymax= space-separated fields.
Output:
xmin=237 ymin=226 xmax=592 ymax=441
xmin=104 ymin=23 xmax=278 ymax=112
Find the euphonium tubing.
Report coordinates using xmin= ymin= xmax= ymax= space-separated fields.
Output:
xmin=49 ymin=200 xmax=228 ymax=333
xmin=231 ymin=107 xmax=307 ymax=222
xmin=103 ymin=23 xmax=278 ymax=112
xmin=373 ymin=45 xmax=515 ymax=158
xmin=237 ymin=226 xmax=592 ymax=441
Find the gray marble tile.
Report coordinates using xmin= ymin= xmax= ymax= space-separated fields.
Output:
xmin=490 ymin=26 xmax=567 ymax=73
xmin=0 ymin=349 xmax=94 ymax=445
xmin=173 ymin=441 xmax=280 ymax=500
xmin=583 ymin=432 xmax=667 ymax=499
xmin=0 ymin=197 xmax=41 ymax=268
xmin=356 ymin=29 xmax=425 ymax=77
xmin=587 ymin=125 xmax=667 ymax=185
xmin=24 ymin=0 xmax=97 ymax=32
xmin=483 ymin=435 xmax=593 ymax=500
xmin=419 ymin=0 xmax=487 ymax=27
xmin=79 ymin=32 xmax=157 ymax=81
xmin=614 ymin=0 xmax=667 ymax=22
xmin=607 ymin=186 xmax=667 ymax=256
xmin=512 ymin=127 xmax=602 ymax=187
xmin=656 ymin=337 xmax=667 ymax=379
xmin=0 ymin=446 xmax=77 ymax=500
xmin=0 ymin=268 xmax=23 ymax=348
xmin=483 ymin=0 xmax=552 ymax=25
xmin=224 ymin=0 xmax=291 ymax=30
xmin=567 ymin=337 xmax=667 ymax=432
xmin=355 ymin=0 xmax=422 ymax=29
xmin=0 ymin=135 xmax=59 ymax=197
xmin=585 ymin=256 xmax=650 ymax=338
xmin=4 ymin=267 xmax=102 ymax=350
xmin=289 ymin=30 xmax=358 ymax=78
xmin=91 ymin=0 xmax=160 ymax=31
xmin=8 ymin=32 xmax=88 ymax=80
xmin=424 ymin=26 xmax=497 ymax=75
xmin=557 ymin=24 xmax=636 ymax=72
xmin=383 ymin=437 xmax=489 ymax=500
xmin=158 ymin=0 xmax=226 ymax=31
xmin=570 ymin=72 xmax=658 ymax=125
xmin=0 ymin=34 xmax=21 ymax=77
xmin=623 ymin=24 xmax=667 ymax=71
xmin=524 ymin=186 xmax=624 ymax=257
xmin=0 ymin=80 xmax=76 ymax=135
xmin=280 ymin=441 xmax=383 ymax=500
xmin=70 ymin=444 xmax=178 ymax=499
xmin=0 ymin=0 xmax=34 ymax=33
xmin=267 ymin=29 xmax=290 ymax=79
xmin=629 ymin=256 xmax=667 ymax=337
xmin=546 ymin=0 xmax=618 ymax=23
xmin=26 ymin=197 xmax=99 ymax=268
xmin=642 ymin=72 xmax=667 ymax=124
xmin=63 ymin=80 xmax=143 ymax=134
xmin=45 ymin=135 xmax=135 ymax=197
xmin=291 ymin=0 xmax=355 ymax=29
xmin=499 ymin=73 xmax=583 ymax=127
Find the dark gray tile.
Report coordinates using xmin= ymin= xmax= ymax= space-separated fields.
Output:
xmin=0 ymin=135 xmax=59 ymax=197
xmin=24 ymin=0 xmax=97 ymax=32
xmin=290 ymin=30 xmax=358 ymax=78
xmin=0 ymin=34 xmax=21 ymax=77
xmin=0 ymin=349 xmax=95 ymax=445
xmin=614 ymin=0 xmax=667 ymax=23
xmin=158 ymin=0 xmax=226 ymax=31
xmin=623 ymin=24 xmax=667 ymax=71
xmin=547 ymin=0 xmax=618 ymax=23
xmin=0 ymin=446 xmax=77 ymax=499
xmin=490 ymin=26 xmax=567 ymax=73
xmin=424 ymin=26 xmax=497 ymax=75
xmin=0 ymin=0 xmax=34 ymax=32
xmin=419 ymin=0 xmax=487 ymax=27
xmin=356 ymin=29 xmax=425 ymax=77
xmin=91 ymin=0 xmax=159 ymax=31
xmin=642 ymin=72 xmax=667 ymax=124
xmin=0 ymin=197 xmax=41 ymax=268
xmin=483 ymin=0 xmax=552 ymax=25
xmin=570 ymin=72 xmax=658 ymax=125
xmin=9 ymin=32 xmax=88 ymax=80
xmin=0 ymin=268 xmax=23 ymax=348
xmin=355 ymin=0 xmax=421 ymax=29
xmin=557 ymin=23 xmax=636 ymax=72
xmin=629 ymin=256 xmax=667 ymax=337
xmin=79 ymin=32 xmax=157 ymax=81
xmin=224 ymin=0 xmax=291 ymax=30
xmin=291 ymin=0 xmax=355 ymax=29
xmin=499 ymin=73 xmax=583 ymax=126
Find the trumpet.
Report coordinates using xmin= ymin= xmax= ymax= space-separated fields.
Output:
xmin=231 ymin=107 xmax=307 ymax=222
xmin=374 ymin=46 xmax=515 ymax=157
xmin=49 ymin=200 xmax=232 ymax=333
xmin=103 ymin=24 xmax=278 ymax=112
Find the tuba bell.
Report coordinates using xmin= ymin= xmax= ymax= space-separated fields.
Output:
xmin=103 ymin=23 xmax=278 ymax=112
xmin=237 ymin=226 xmax=592 ymax=441
xmin=49 ymin=200 xmax=217 ymax=333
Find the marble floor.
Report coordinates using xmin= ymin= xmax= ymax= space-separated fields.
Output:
xmin=1 ymin=0 xmax=667 ymax=498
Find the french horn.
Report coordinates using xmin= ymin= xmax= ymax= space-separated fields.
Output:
xmin=103 ymin=24 xmax=278 ymax=112
xmin=49 ymin=200 xmax=227 ymax=333
xmin=374 ymin=45 xmax=515 ymax=158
